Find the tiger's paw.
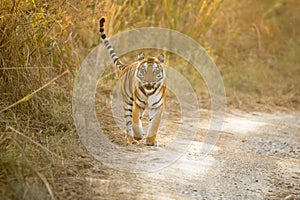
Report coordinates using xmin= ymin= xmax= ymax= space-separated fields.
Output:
xmin=144 ymin=141 xmax=157 ymax=146
xmin=144 ymin=135 xmax=157 ymax=146
xmin=126 ymin=135 xmax=134 ymax=144
xmin=126 ymin=135 xmax=142 ymax=144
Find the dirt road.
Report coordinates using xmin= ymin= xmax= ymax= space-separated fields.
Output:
xmin=87 ymin=103 xmax=300 ymax=200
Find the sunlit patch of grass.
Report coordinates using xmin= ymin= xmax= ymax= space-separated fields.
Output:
xmin=205 ymin=0 xmax=300 ymax=111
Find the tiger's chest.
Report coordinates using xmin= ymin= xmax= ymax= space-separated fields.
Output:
xmin=133 ymin=82 xmax=165 ymax=109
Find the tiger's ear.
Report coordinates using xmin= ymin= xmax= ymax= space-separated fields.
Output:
xmin=158 ymin=54 xmax=164 ymax=63
xmin=138 ymin=53 xmax=144 ymax=61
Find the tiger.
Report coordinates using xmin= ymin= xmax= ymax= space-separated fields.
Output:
xmin=99 ymin=18 xmax=166 ymax=146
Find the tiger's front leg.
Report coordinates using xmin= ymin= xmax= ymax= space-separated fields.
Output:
xmin=144 ymin=105 xmax=164 ymax=146
xmin=131 ymin=102 xmax=144 ymax=141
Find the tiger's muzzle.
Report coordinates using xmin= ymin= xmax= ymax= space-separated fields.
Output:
xmin=144 ymin=83 xmax=154 ymax=90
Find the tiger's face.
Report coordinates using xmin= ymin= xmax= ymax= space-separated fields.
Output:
xmin=136 ymin=53 xmax=165 ymax=93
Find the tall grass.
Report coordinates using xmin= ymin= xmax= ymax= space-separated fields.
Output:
xmin=207 ymin=0 xmax=300 ymax=111
xmin=102 ymin=0 xmax=222 ymax=36
xmin=0 ymin=1 xmax=81 ymax=199
xmin=0 ymin=0 xmax=74 ymax=121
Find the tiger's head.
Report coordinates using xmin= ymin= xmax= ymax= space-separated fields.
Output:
xmin=136 ymin=53 xmax=165 ymax=93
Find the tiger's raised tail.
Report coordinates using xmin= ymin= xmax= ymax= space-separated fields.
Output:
xmin=99 ymin=18 xmax=125 ymax=70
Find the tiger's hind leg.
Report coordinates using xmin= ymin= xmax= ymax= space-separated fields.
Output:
xmin=124 ymin=115 xmax=135 ymax=144
xmin=123 ymin=102 xmax=136 ymax=144
xmin=144 ymin=105 xmax=164 ymax=146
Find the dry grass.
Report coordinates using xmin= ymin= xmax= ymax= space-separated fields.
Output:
xmin=206 ymin=0 xmax=300 ymax=112
xmin=0 ymin=0 xmax=299 ymax=199
xmin=0 ymin=1 xmax=96 ymax=198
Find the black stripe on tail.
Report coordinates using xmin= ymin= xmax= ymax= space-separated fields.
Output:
xmin=99 ymin=18 xmax=124 ymax=70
